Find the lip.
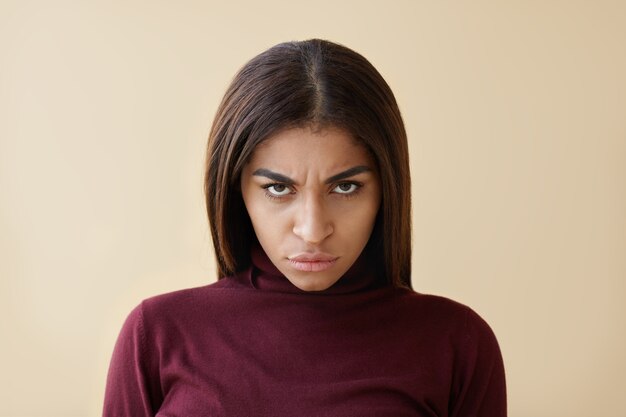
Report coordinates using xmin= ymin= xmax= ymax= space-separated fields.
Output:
xmin=288 ymin=253 xmax=338 ymax=272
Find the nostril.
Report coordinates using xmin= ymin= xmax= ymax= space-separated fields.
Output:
xmin=292 ymin=198 xmax=334 ymax=243
xmin=292 ymin=220 xmax=333 ymax=244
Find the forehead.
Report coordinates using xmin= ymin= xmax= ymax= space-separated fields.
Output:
xmin=247 ymin=127 xmax=374 ymax=170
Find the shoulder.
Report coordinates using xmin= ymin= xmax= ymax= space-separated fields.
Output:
xmin=128 ymin=275 xmax=248 ymax=331
xmin=393 ymin=290 xmax=499 ymax=343
xmin=142 ymin=270 xmax=251 ymax=308
xmin=394 ymin=290 xmax=470 ymax=321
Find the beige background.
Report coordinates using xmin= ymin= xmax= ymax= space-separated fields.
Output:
xmin=1 ymin=1 xmax=625 ymax=416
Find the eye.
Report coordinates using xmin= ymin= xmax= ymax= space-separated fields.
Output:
xmin=332 ymin=182 xmax=360 ymax=194
xmin=264 ymin=183 xmax=292 ymax=196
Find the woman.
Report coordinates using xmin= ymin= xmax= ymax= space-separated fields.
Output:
xmin=104 ymin=39 xmax=506 ymax=416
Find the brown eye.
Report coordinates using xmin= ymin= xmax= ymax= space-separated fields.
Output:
xmin=266 ymin=184 xmax=291 ymax=196
xmin=333 ymin=183 xmax=359 ymax=194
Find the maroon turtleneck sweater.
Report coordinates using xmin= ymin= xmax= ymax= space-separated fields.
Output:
xmin=103 ymin=245 xmax=506 ymax=416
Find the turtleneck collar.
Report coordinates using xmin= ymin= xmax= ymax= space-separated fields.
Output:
xmin=248 ymin=242 xmax=385 ymax=295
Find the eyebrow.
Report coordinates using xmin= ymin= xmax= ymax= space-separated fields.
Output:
xmin=251 ymin=165 xmax=372 ymax=185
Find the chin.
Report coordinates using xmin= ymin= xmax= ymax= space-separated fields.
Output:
xmin=288 ymin=276 xmax=337 ymax=292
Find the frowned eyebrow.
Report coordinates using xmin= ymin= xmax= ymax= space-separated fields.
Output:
xmin=251 ymin=166 xmax=372 ymax=185
xmin=324 ymin=166 xmax=372 ymax=183
xmin=251 ymin=169 xmax=294 ymax=185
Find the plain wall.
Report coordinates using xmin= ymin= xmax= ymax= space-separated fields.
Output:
xmin=1 ymin=1 xmax=624 ymax=416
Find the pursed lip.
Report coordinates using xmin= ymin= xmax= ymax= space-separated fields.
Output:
xmin=288 ymin=253 xmax=338 ymax=262
xmin=287 ymin=253 xmax=339 ymax=272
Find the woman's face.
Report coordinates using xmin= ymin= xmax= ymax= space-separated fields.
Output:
xmin=240 ymin=126 xmax=381 ymax=291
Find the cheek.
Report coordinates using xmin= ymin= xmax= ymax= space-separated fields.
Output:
xmin=336 ymin=201 xmax=379 ymax=238
xmin=244 ymin=197 xmax=288 ymax=242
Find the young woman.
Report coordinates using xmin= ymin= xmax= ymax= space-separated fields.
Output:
xmin=104 ymin=39 xmax=507 ymax=416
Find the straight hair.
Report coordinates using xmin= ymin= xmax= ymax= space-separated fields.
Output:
xmin=205 ymin=39 xmax=412 ymax=289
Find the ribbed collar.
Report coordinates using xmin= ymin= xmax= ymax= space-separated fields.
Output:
xmin=248 ymin=242 xmax=385 ymax=295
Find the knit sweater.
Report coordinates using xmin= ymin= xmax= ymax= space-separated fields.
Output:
xmin=103 ymin=244 xmax=506 ymax=416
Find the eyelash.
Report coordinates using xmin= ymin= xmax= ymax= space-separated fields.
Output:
xmin=261 ymin=182 xmax=363 ymax=201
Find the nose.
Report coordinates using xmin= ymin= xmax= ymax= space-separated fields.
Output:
xmin=292 ymin=194 xmax=333 ymax=244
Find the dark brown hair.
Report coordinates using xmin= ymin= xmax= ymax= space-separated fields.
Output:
xmin=205 ymin=39 xmax=412 ymax=289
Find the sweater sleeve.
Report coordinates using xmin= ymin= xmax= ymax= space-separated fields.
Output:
xmin=103 ymin=302 xmax=162 ymax=416
xmin=449 ymin=307 xmax=507 ymax=417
